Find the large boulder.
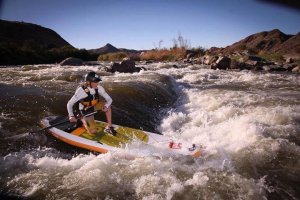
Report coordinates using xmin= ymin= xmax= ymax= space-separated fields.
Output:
xmin=202 ymin=55 xmax=218 ymax=65
xmin=286 ymin=57 xmax=294 ymax=63
xmin=212 ymin=56 xmax=231 ymax=70
xmin=108 ymin=57 xmax=141 ymax=73
xmin=60 ymin=57 xmax=83 ymax=66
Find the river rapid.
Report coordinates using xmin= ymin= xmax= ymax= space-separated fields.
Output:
xmin=0 ymin=63 xmax=299 ymax=200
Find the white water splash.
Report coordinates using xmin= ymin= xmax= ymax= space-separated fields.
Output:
xmin=1 ymin=64 xmax=299 ymax=199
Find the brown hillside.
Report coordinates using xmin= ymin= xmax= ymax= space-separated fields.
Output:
xmin=216 ymin=29 xmax=300 ymax=59
xmin=276 ymin=32 xmax=300 ymax=57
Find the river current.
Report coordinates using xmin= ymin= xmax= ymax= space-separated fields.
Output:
xmin=0 ymin=63 xmax=299 ymax=200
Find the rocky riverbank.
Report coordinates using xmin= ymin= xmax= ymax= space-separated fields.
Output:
xmin=58 ymin=54 xmax=300 ymax=74
xmin=186 ymin=50 xmax=300 ymax=73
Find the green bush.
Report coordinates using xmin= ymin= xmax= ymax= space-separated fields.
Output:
xmin=258 ymin=52 xmax=284 ymax=62
xmin=191 ymin=46 xmax=206 ymax=57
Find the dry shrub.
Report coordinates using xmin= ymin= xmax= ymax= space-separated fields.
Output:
xmin=141 ymin=48 xmax=186 ymax=61
xmin=98 ymin=52 xmax=141 ymax=61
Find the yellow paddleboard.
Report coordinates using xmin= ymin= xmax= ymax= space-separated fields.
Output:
xmin=41 ymin=116 xmax=202 ymax=158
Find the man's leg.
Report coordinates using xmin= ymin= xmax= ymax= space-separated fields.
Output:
xmin=105 ymin=107 xmax=112 ymax=127
xmin=82 ymin=115 xmax=97 ymax=134
xmin=103 ymin=106 xmax=117 ymax=136
xmin=96 ymin=102 xmax=116 ymax=135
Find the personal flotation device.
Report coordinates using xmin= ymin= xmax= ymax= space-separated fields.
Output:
xmin=80 ymin=85 xmax=99 ymax=110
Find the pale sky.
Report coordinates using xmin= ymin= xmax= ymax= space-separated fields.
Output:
xmin=1 ymin=0 xmax=299 ymax=50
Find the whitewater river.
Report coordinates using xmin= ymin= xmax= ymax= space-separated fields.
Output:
xmin=0 ymin=63 xmax=299 ymax=200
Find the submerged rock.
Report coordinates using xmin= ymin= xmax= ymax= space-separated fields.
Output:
xmin=292 ymin=66 xmax=300 ymax=73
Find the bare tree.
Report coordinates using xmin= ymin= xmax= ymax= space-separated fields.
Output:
xmin=153 ymin=42 xmax=157 ymax=50
xmin=158 ymin=40 xmax=164 ymax=49
xmin=172 ymin=38 xmax=178 ymax=49
xmin=172 ymin=32 xmax=190 ymax=49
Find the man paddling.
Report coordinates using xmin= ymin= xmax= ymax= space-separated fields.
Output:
xmin=67 ymin=71 xmax=117 ymax=136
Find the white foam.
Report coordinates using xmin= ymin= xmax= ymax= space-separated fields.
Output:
xmin=185 ymin=171 xmax=209 ymax=186
xmin=158 ymin=69 xmax=300 ymax=158
xmin=4 ymin=138 xmax=270 ymax=199
xmin=159 ymin=90 xmax=262 ymax=154
xmin=33 ymin=153 xmax=96 ymax=171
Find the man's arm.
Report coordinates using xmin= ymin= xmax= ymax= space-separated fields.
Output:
xmin=67 ymin=87 xmax=88 ymax=117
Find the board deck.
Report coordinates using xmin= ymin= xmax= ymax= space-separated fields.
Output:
xmin=70 ymin=121 xmax=149 ymax=148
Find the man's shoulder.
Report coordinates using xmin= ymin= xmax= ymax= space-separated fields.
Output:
xmin=97 ymin=85 xmax=105 ymax=91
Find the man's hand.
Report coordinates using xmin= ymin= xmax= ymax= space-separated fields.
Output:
xmin=69 ymin=116 xmax=77 ymax=122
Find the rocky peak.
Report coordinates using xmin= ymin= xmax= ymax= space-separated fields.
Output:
xmin=89 ymin=43 xmax=120 ymax=54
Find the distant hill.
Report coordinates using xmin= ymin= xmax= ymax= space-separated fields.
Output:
xmin=211 ymin=29 xmax=300 ymax=58
xmin=0 ymin=20 xmax=95 ymax=65
xmin=89 ymin=43 xmax=140 ymax=55
xmin=0 ymin=20 xmax=72 ymax=48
